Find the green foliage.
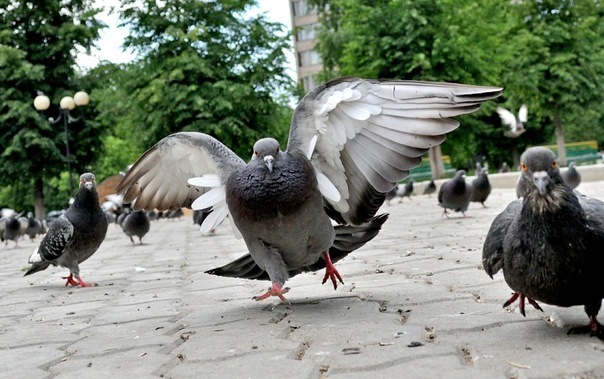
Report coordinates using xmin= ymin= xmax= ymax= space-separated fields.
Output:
xmin=85 ymin=0 xmax=295 ymax=162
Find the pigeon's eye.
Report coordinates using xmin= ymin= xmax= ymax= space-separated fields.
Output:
xmin=254 ymin=151 xmax=259 ymax=157
xmin=552 ymin=161 xmax=557 ymax=168
xmin=521 ymin=163 xmax=528 ymax=171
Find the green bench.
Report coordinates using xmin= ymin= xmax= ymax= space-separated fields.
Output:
xmin=405 ymin=155 xmax=456 ymax=182
xmin=543 ymin=140 xmax=602 ymax=165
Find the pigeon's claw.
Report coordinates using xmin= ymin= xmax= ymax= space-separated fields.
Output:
xmin=567 ymin=316 xmax=604 ymax=340
xmin=253 ymin=283 xmax=290 ymax=303
xmin=321 ymin=252 xmax=344 ymax=290
xmin=502 ymin=292 xmax=543 ymax=316
xmin=63 ymin=274 xmax=79 ymax=287
xmin=62 ymin=274 xmax=94 ymax=287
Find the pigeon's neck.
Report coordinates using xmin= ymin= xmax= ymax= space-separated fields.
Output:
xmin=73 ymin=190 xmax=101 ymax=211
xmin=522 ymin=186 xmax=583 ymax=220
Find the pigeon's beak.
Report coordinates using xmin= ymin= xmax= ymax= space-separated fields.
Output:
xmin=264 ymin=155 xmax=274 ymax=172
xmin=533 ymin=172 xmax=548 ymax=195
xmin=84 ymin=180 xmax=94 ymax=190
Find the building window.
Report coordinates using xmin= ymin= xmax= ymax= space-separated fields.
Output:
xmin=302 ymin=75 xmax=319 ymax=92
xmin=297 ymin=23 xmax=317 ymax=41
xmin=293 ymin=0 xmax=315 ymax=17
xmin=298 ymin=50 xmax=322 ymax=67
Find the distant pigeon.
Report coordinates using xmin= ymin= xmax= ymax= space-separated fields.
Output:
xmin=24 ymin=212 xmax=42 ymax=241
xmin=116 ymin=77 xmax=501 ymax=302
xmin=471 ymin=168 xmax=492 ymax=207
xmin=499 ymin=162 xmax=510 ymax=173
xmin=24 ymin=173 xmax=108 ymax=287
xmin=121 ymin=210 xmax=150 ymax=244
xmin=423 ymin=179 xmax=437 ymax=197
xmin=561 ymin=162 xmax=581 ymax=189
xmin=2 ymin=214 xmax=21 ymax=247
xmin=438 ymin=170 xmax=473 ymax=217
xmin=497 ymin=104 xmax=527 ymax=138
xmin=166 ymin=209 xmax=183 ymax=220
xmin=385 ymin=185 xmax=398 ymax=205
xmin=483 ymin=147 xmax=604 ymax=340
xmin=397 ymin=180 xmax=414 ymax=201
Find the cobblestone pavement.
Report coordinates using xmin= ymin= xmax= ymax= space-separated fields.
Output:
xmin=2 ymin=181 xmax=604 ymax=379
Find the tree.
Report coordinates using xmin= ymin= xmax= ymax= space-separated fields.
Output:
xmin=87 ymin=0 xmax=294 ymax=163
xmin=0 ymin=0 xmax=104 ymax=217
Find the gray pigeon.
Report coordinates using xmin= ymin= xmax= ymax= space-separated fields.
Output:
xmin=423 ymin=179 xmax=437 ymax=197
xmin=438 ymin=170 xmax=473 ymax=217
xmin=24 ymin=173 xmax=108 ymax=287
xmin=470 ymin=168 xmax=492 ymax=207
xmin=483 ymin=147 xmax=604 ymax=340
xmin=116 ymin=77 xmax=501 ymax=302
xmin=385 ymin=185 xmax=398 ymax=205
xmin=24 ymin=212 xmax=42 ymax=241
xmin=397 ymin=180 xmax=414 ymax=201
xmin=121 ymin=210 xmax=150 ymax=244
xmin=561 ymin=162 xmax=581 ymax=189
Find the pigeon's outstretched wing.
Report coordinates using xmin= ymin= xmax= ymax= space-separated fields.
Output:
xmin=116 ymin=133 xmax=246 ymax=233
xmin=518 ymin=104 xmax=528 ymax=123
xmin=287 ymin=78 xmax=502 ymax=225
xmin=496 ymin=107 xmax=517 ymax=129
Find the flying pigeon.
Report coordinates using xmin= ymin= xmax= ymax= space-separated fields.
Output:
xmin=116 ymin=77 xmax=501 ymax=301
xmin=423 ymin=179 xmax=437 ymax=197
xmin=121 ymin=210 xmax=150 ymax=244
xmin=482 ymin=147 xmax=604 ymax=340
xmin=438 ymin=170 xmax=473 ymax=217
xmin=561 ymin=162 xmax=581 ymax=189
xmin=24 ymin=173 xmax=108 ymax=287
xmin=471 ymin=167 xmax=492 ymax=207
xmin=497 ymin=104 xmax=527 ymax=138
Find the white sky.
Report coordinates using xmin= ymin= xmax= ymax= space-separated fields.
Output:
xmin=77 ymin=0 xmax=296 ymax=79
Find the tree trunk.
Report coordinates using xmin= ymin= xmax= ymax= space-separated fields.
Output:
xmin=429 ymin=145 xmax=445 ymax=179
xmin=554 ymin=112 xmax=567 ymax=166
xmin=34 ymin=176 xmax=45 ymax=220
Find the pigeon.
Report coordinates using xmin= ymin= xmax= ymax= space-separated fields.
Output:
xmin=470 ymin=168 xmax=492 ymax=207
xmin=438 ymin=170 xmax=473 ymax=217
xmin=116 ymin=77 xmax=501 ymax=301
xmin=482 ymin=147 xmax=604 ymax=340
xmin=24 ymin=212 xmax=42 ymax=241
xmin=561 ymin=162 xmax=581 ymax=189
xmin=1 ymin=214 xmax=21 ymax=247
xmin=499 ymin=162 xmax=510 ymax=173
xmin=385 ymin=185 xmax=398 ymax=205
xmin=497 ymin=104 xmax=527 ymax=138
xmin=121 ymin=210 xmax=150 ymax=244
xmin=24 ymin=173 xmax=108 ymax=287
xmin=423 ymin=179 xmax=437 ymax=197
xmin=397 ymin=180 xmax=414 ymax=201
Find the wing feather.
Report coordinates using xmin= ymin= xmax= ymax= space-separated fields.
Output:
xmin=287 ymin=77 xmax=502 ymax=224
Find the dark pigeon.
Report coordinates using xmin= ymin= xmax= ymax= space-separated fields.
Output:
xmin=385 ymin=185 xmax=398 ymax=206
xmin=438 ymin=170 xmax=473 ymax=218
xmin=121 ymin=210 xmax=150 ymax=244
xmin=483 ymin=147 xmax=604 ymax=340
xmin=24 ymin=212 xmax=42 ymax=241
xmin=2 ymin=214 xmax=21 ymax=247
xmin=561 ymin=162 xmax=581 ymax=189
xmin=499 ymin=162 xmax=510 ymax=173
xmin=471 ymin=168 xmax=492 ymax=207
xmin=24 ymin=173 xmax=108 ymax=287
xmin=116 ymin=77 xmax=501 ymax=302
xmin=423 ymin=179 xmax=437 ymax=197
xmin=397 ymin=180 xmax=414 ymax=201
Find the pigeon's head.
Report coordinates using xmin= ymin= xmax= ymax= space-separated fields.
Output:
xmin=252 ymin=138 xmax=281 ymax=172
xmin=519 ymin=147 xmax=561 ymax=196
xmin=79 ymin=173 xmax=97 ymax=191
xmin=455 ymin=170 xmax=467 ymax=179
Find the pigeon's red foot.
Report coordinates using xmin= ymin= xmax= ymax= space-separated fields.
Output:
xmin=62 ymin=274 xmax=94 ymax=287
xmin=321 ymin=252 xmax=344 ymax=290
xmin=441 ymin=209 xmax=450 ymax=218
xmin=253 ymin=283 xmax=290 ymax=303
xmin=568 ymin=316 xmax=604 ymax=340
xmin=503 ymin=292 xmax=543 ymax=316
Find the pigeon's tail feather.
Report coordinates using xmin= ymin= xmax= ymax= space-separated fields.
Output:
xmin=24 ymin=261 xmax=52 ymax=276
xmin=205 ymin=213 xmax=389 ymax=281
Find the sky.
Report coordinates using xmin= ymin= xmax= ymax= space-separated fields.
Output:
xmin=77 ymin=0 xmax=296 ymax=79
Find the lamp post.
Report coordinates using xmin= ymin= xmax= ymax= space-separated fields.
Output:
xmin=34 ymin=91 xmax=89 ymax=199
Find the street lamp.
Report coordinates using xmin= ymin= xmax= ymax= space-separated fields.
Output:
xmin=34 ymin=91 xmax=90 ymax=199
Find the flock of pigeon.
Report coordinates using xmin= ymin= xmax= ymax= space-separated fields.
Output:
xmin=0 ymin=211 xmax=46 ymax=248
xmin=16 ymin=77 xmax=604 ymax=340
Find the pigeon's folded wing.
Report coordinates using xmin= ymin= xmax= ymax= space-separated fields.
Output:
xmin=287 ymin=77 xmax=502 ymax=225
xmin=482 ymin=199 xmax=522 ymax=278
xmin=30 ymin=216 xmax=74 ymax=263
